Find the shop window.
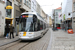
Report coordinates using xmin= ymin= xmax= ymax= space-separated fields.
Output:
xmin=6 ymin=9 xmax=12 ymax=18
xmin=6 ymin=1 xmax=12 ymax=18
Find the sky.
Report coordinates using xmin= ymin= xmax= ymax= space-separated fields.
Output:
xmin=36 ymin=0 xmax=63 ymax=16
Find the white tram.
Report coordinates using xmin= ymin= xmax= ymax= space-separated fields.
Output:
xmin=18 ymin=12 xmax=49 ymax=40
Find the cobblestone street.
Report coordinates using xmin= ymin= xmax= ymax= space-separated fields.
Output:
xmin=1 ymin=28 xmax=75 ymax=50
xmin=50 ymin=29 xmax=75 ymax=50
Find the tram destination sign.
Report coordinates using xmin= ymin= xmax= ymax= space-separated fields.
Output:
xmin=20 ymin=15 xmax=32 ymax=18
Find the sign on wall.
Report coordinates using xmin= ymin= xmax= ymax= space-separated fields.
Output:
xmin=63 ymin=14 xmax=65 ymax=20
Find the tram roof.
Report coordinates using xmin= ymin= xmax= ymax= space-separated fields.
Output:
xmin=21 ymin=12 xmax=47 ymax=23
xmin=21 ymin=12 xmax=37 ymax=15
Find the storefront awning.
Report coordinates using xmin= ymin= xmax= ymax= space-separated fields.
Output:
xmin=6 ymin=5 xmax=13 ymax=9
xmin=5 ymin=17 xmax=13 ymax=20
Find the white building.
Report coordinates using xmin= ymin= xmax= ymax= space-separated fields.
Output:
xmin=0 ymin=0 xmax=6 ymax=36
xmin=62 ymin=0 xmax=72 ymax=21
xmin=36 ymin=1 xmax=41 ymax=15
xmin=31 ymin=0 xmax=36 ymax=12
xmin=52 ymin=7 xmax=62 ymax=27
xmin=61 ymin=0 xmax=75 ymax=31
xmin=46 ymin=15 xmax=50 ymax=24
xmin=55 ymin=7 xmax=62 ymax=24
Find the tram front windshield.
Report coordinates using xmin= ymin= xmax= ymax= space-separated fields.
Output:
xmin=19 ymin=14 xmax=34 ymax=32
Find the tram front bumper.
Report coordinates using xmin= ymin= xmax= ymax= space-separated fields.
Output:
xmin=19 ymin=36 xmax=35 ymax=40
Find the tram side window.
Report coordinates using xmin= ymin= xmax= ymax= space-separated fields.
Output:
xmin=44 ymin=24 xmax=46 ymax=29
xmin=46 ymin=24 xmax=47 ymax=28
xmin=43 ymin=23 xmax=45 ymax=29
xmin=33 ymin=15 xmax=37 ymax=23
xmin=40 ymin=21 xmax=43 ymax=30
xmin=34 ymin=22 xmax=38 ymax=31
xmin=37 ymin=20 xmax=44 ymax=31
xmin=37 ymin=20 xmax=40 ymax=31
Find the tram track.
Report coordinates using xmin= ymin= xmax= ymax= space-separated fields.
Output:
xmin=4 ymin=42 xmax=31 ymax=50
xmin=19 ymin=42 xmax=31 ymax=50
xmin=4 ymin=41 xmax=20 ymax=50
xmin=0 ymin=40 xmax=32 ymax=50
xmin=0 ymin=39 xmax=19 ymax=47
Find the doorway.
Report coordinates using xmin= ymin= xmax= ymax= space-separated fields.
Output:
xmin=6 ymin=19 xmax=12 ymax=25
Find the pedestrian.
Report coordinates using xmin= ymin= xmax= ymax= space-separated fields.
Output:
xmin=5 ymin=24 xmax=10 ymax=38
xmin=10 ymin=24 xmax=14 ymax=39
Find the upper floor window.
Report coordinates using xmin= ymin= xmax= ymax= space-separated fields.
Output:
xmin=20 ymin=0 xmax=22 ymax=2
xmin=34 ymin=4 xmax=36 ymax=10
xmin=6 ymin=1 xmax=12 ymax=18
xmin=73 ymin=2 xmax=75 ymax=11
xmin=6 ymin=1 xmax=12 ymax=6
xmin=32 ymin=1 xmax=34 ymax=8
xmin=29 ymin=2 xmax=31 ymax=8
xmin=56 ymin=12 xmax=58 ymax=16
xmin=24 ymin=0 xmax=26 ymax=4
xmin=26 ymin=0 xmax=29 ymax=6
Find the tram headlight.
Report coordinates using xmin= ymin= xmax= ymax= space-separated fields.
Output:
xmin=19 ymin=32 xmax=21 ymax=34
xmin=29 ymin=33 xmax=33 ymax=34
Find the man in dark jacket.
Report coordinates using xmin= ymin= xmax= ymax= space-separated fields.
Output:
xmin=5 ymin=24 xmax=10 ymax=38
xmin=10 ymin=24 xmax=14 ymax=39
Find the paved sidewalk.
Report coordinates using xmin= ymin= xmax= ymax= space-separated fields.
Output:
xmin=0 ymin=33 xmax=19 ymax=46
xmin=49 ymin=29 xmax=75 ymax=50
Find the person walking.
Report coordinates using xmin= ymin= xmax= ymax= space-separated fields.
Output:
xmin=5 ymin=24 xmax=10 ymax=38
xmin=10 ymin=24 xmax=14 ymax=39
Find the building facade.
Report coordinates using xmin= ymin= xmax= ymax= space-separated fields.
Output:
xmin=41 ymin=9 xmax=46 ymax=19
xmin=0 ymin=0 xmax=32 ymax=36
xmin=36 ymin=1 xmax=41 ymax=15
xmin=0 ymin=0 xmax=6 ymax=36
xmin=0 ymin=0 xmax=48 ymax=37
xmin=72 ymin=0 xmax=75 ymax=32
xmin=49 ymin=17 xmax=52 ymax=26
xmin=62 ymin=0 xmax=73 ymax=31
xmin=31 ymin=0 xmax=36 ymax=12
xmin=52 ymin=7 xmax=62 ymax=28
